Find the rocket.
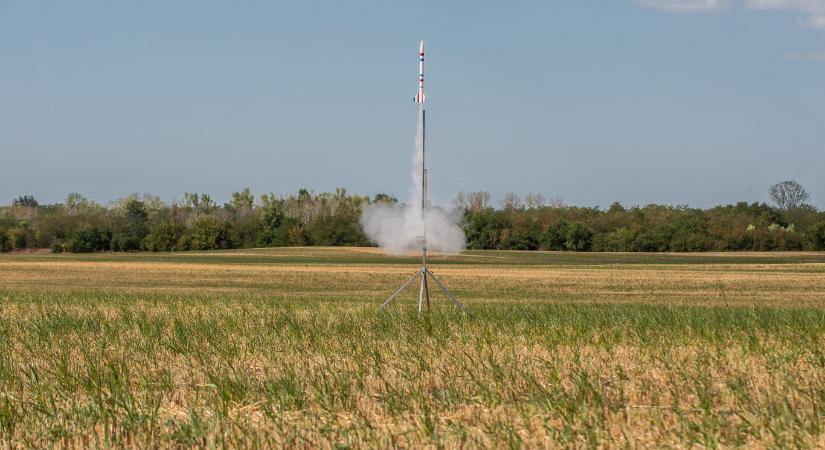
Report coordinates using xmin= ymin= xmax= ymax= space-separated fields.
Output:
xmin=379 ymin=40 xmax=464 ymax=314
xmin=414 ymin=40 xmax=425 ymax=104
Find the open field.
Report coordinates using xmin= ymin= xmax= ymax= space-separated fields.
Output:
xmin=1 ymin=248 xmax=825 ymax=448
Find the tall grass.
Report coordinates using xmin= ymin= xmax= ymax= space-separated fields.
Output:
xmin=1 ymin=292 xmax=824 ymax=447
xmin=1 ymin=248 xmax=824 ymax=447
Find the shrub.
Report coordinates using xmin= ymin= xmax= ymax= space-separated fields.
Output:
xmin=124 ymin=200 xmax=149 ymax=241
xmin=464 ymin=210 xmax=510 ymax=250
xmin=807 ymin=221 xmax=825 ymax=250
xmin=593 ymin=227 xmax=635 ymax=252
xmin=186 ymin=216 xmax=224 ymax=251
xmin=227 ymin=213 xmax=263 ymax=248
xmin=308 ymin=215 xmax=368 ymax=246
xmin=6 ymin=227 xmax=29 ymax=251
xmin=110 ymin=233 xmax=142 ymax=252
xmin=12 ymin=195 xmax=38 ymax=208
xmin=564 ymin=223 xmax=594 ymax=252
xmin=631 ymin=227 xmax=672 ymax=252
xmin=669 ymin=232 xmax=712 ymax=252
xmin=143 ymin=220 xmax=184 ymax=252
xmin=65 ymin=228 xmax=111 ymax=253
xmin=50 ymin=239 xmax=66 ymax=253
xmin=501 ymin=229 xmax=540 ymax=250
xmin=285 ymin=223 xmax=308 ymax=246
xmin=541 ymin=220 xmax=570 ymax=251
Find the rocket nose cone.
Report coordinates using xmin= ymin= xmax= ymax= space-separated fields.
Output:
xmin=420 ymin=40 xmax=424 ymax=53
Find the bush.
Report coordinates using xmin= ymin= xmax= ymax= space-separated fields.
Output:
xmin=12 ymin=195 xmax=38 ymax=208
xmin=227 ymin=213 xmax=263 ymax=248
xmin=593 ymin=227 xmax=635 ymax=252
xmin=143 ymin=220 xmax=184 ymax=252
xmin=6 ymin=227 xmax=29 ymax=250
xmin=308 ymin=215 xmax=368 ymax=246
xmin=50 ymin=239 xmax=66 ymax=253
xmin=124 ymin=200 xmax=149 ymax=241
xmin=464 ymin=210 xmax=510 ymax=250
xmin=631 ymin=227 xmax=672 ymax=252
xmin=541 ymin=220 xmax=570 ymax=251
xmin=110 ymin=233 xmax=142 ymax=252
xmin=185 ymin=216 xmax=224 ymax=251
xmin=807 ymin=221 xmax=825 ymax=250
xmin=669 ymin=232 xmax=712 ymax=252
xmin=501 ymin=229 xmax=540 ymax=250
xmin=564 ymin=223 xmax=594 ymax=251
xmin=65 ymin=228 xmax=111 ymax=253
xmin=285 ymin=222 xmax=309 ymax=246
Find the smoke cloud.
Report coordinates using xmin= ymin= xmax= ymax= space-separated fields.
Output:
xmin=360 ymin=108 xmax=465 ymax=255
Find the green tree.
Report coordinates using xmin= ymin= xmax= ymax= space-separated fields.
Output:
xmin=230 ymin=188 xmax=255 ymax=210
xmin=186 ymin=216 xmax=224 ymax=250
xmin=0 ymin=217 xmax=16 ymax=251
xmin=6 ymin=226 xmax=29 ymax=250
xmin=501 ymin=229 xmax=540 ymax=250
xmin=227 ymin=212 xmax=263 ymax=248
xmin=807 ymin=221 xmax=825 ymax=250
xmin=631 ymin=226 xmax=672 ymax=252
xmin=309 ymin=215 xmax=368 ymax=246
xmin=256 ymin=205 xmax=287 ymax=246
xmin=143 ymin=219 xmax=184 ymax=251
xmin=65 ymin=228 xmax=111 ymax=253
xmin=593 ymin=227 xmax=635 ymax=252
xmin=126 ymin=200 xmax=149 ymax=236
xmin=464 ymin=209 xmax=510 ymax=250
xmin=112 ymin=200 xmax=149 ymax=251
xmin=668 ymin=211 xmax=711 ymax=252
xmin=541 ymin=220 xmax=570 ymax=251
xmin=565 ymin=223 xmax=594 ymax=251
xmin=373 ymin=193 xmax=398 ymax=204
xmin=184 ymin=192 xmax=215 ymax=213
xmin=12 ymin=195 xmax=38 ymax=208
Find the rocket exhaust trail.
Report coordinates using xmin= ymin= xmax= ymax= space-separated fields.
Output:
xmin=361 ymin=40 xmax=464 ymax=256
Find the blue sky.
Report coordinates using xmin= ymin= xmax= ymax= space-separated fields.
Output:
xmin=1 ymin=1 xmax=823 ymax=208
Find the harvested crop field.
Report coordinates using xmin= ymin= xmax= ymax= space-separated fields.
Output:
xmin=1 ymin=248 xmax=824 ymax=448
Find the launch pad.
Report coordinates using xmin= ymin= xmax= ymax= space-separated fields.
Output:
xmin=380 ymin=41 xmax=464 ymax=314
xmin=379 ymin=239 xmax=463 ymax=314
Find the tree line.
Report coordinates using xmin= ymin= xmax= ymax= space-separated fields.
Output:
xmin=2 ymin=181 xmax=824 ymax=253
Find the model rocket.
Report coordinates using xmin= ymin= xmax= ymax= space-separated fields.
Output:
xmin=414 ymin=40 xmax=425 ymax=104
xmin=380 ymin=40 xmax=463 ymax=314
xmin=416 ymin=41 xmax=427 ymax=223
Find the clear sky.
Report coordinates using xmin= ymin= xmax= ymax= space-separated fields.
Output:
xmin=1 ymin=1 xmax=823 ymax=208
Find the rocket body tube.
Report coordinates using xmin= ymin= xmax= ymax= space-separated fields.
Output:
xmin=415 ymin=41 xmax=425 ymax=103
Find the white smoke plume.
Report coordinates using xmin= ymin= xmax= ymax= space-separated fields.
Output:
xmin=360 ymin=108 xmax=465 ymax=255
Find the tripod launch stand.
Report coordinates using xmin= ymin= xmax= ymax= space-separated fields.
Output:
xmin=379 ymin=243 xmax=464 ymax=314
xmin=380 ymin=106 xmax=464 ymax=314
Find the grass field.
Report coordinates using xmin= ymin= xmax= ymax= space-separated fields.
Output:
xmin=1 ymin=248 xmax=825 ymax=448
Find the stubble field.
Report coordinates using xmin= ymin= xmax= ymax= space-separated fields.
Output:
xmin=1 ymin=247 xmax=825 ymax=448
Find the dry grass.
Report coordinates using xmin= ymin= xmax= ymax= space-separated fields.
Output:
xmin=2 ymin=254 xmax=824 ymax=307
xmin=0 ymin=248 xmax=824 ymax=448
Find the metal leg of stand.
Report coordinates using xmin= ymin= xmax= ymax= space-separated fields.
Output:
xmin=380 ymin=269 xmax=422 ymax=309
xmin=424 ymin=272 xmax=430 ymax=311
xmin=417 ymin=273 xmax=425 ymax=315
xmin=425 ymin=269 xmax=464 ymax=310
